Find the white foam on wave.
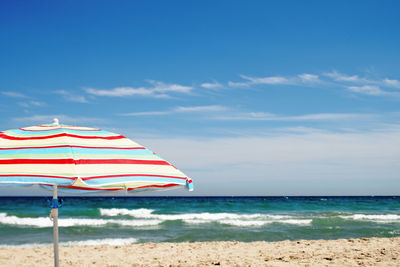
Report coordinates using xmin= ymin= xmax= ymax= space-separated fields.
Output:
xmin=0 ymin=209 xmax=314 ymax=229
xmin=100 ymin=208 xmax=154 ymax=217
xmin=185 ymin=219 xmax=312 ymax=226
xmin=279 ymin=219 xmax=313 ymax=225
xmin=339 ymin=214 xmax=400 ymax=223
xmin=389 ymin=230 xmax=400 ymax=235
xmin=182 ymin=219 xmax=270 ymax=227
xmin=100 ymin=209 xmax=289 ymax=220
xmin=220 ymin=220 xmax=270 ymax=227
xmin=0 ymin=212 xmax=161 ymax=228
xmin=0 ymin=238 xmax=139 ymax=248
xmin=99 ymin=209 xmax=312 ymax=227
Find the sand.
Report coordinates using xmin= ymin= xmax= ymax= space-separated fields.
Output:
xmin=0 ymin=237 xmax=399 ymax=266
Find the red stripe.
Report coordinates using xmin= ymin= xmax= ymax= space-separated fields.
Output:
xmin=0 ymin=174 xmax=76 ymax=180
xmin=19 ymin=127 xmax=102 ymax=132
xmin=35 ymin=125 xmax=91 ymax=128
xmin=0 ymin=133 xmax=125 ymax=140
xmin=0 ymin=145 xmax=146 ymax=150
xmin=82 ymin=174 xmax=187 ymax=181
xmin=58 ymin=185 xmax=122 ymax=191
xmin=127 ymin=183 xmax=179 ymax=191
xmin=40 ymin=183 xmax=123 ymax=191
xmin=0 ymin=158 xmax=170 ymax=165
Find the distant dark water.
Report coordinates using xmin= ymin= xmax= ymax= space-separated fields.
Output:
xmin=0 ymin=196 xmax=399 ymax=246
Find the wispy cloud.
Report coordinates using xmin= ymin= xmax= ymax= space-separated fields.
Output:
xmin=347 ymin=85 xmax=386 ymax=96
xmin=298 ymin=73 xmax=320 ymax=83
xmin=85 ymin=80 xmax=193 ymax=98
xmin=240 ymin=75 xmax=290 ymax=85
xmin=174 ymin=105 xmax=226 ymax=112
xmin=121 ymin=103 xmax=378 ymax=123
xmin=215 ymin=112 xmax=374 ymax=121
xmin=284 ymin=113 xmax=374 ymax=121
xmin=227 ymin=75 xmax=289 ymax=87
xmin=120 ymin=111 xmax=170 ymax=116
xmin=228 ymin=73 xmax=321 ymax=88
xmin=227 ymin=81 xmax=251 ymax=87
xmin=225 ymin=70 xmax=400 ymax=98
xmin=1 ymin=91 xmax=28 ymax=98
xmin=55 ymin=90 xmax=88 ymax=103
xmin=383 ymin=78 xmax=400 ymax=88
xmin=13 ymin=114 xmax=105 ymax=125
xmin=201 ymin=82 xmax=223 ymax=89
xmin=85 ymin=87 xmax=153 ymax=97
xmin=120 ymin=105 xmax=227 ymax=116
xmin=323 ymin=70 xmax=361 ymax=82
xmin=17 ymin=101 xmax=45 ymax=108
xmin=324 ymin=71 xmax=400 ymax=92
xmin=147 ymin=80 xmax=192 ymax=93
xmin=322 ymin=71 xmax=400 ymax=96
xmin=137 ymin=125 xmax=400 ymax=195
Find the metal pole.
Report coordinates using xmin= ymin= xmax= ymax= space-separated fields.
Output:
xmin=52 ymin=185 xmax=59 ymax=267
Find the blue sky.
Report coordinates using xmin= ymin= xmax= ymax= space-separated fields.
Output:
xmin=1 ymin=0 xmax=400 ymax=195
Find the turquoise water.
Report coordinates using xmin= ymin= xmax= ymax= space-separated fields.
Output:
xmin=0 ymin=196 xmax=399 ymax=246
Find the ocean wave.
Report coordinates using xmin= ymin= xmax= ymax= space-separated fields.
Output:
xmin=389 ymin=230 xmax=400 ymax=236
xmin=100 ymin=208 xmax=290 ymax=220
xmin=0 ymin=212 xmax=161 ymax=228
xmin=279 ymin=219 xmax=313 ymax=225
xmin=339 ymin=214 xmax=400 ymax=223
xmin=0 ymin=238 xmax=139 ymax=248
xmin=185 ymin=219 xmax=312 ymax=226
xmin=219 ymin=220 xmax=269 ymax=227
xmin=99 ymin=208 xmax=312 ymax=226
xmin=99 ymin=208 xmax=155 ymax=217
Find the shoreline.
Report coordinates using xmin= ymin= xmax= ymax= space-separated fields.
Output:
xmin=0 ymin=237 xmax=399 ymax=266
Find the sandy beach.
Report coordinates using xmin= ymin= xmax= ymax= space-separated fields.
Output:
xmin=0 ymin=237 xmax=399 ymax=266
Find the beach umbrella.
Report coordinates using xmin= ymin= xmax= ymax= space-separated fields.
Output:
xmin=0 ymin=118 xmax=193 ymax=267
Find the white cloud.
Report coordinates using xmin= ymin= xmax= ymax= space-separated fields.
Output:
xmin=120 ymin=111 xmax=171 ymax=116
xmin=146 ymin=80 xmax=192 ymax=93
xmin=298 ymin=73 xmax=320 ymax=83
xmin=286 ymin=113 xmax=371 ymax=121
xmin=136 ymin=126 xmax=400 ymax=195
xmin=17 ymin=101 xmax=45 ymax=108
xmin=347 ymin=85 xmax=385 ymax=96
xmin=174 ymin=105 xmax=226 ymax=112
xmin=226 ymin=70 xmax=400 ymax=97
xmin=215 ymin=112 xmax=373 ymax=122
xmin=383 ymin=78 xmax=400 ymax=88
xmin=83 ymin=71 xmax=399 ymax=100
xmin=55 ymin=90 xmax=88 ymax=103
xmin=228 ymin=73 xmax=321 ymax=88
xmin=85 ymin=87 xmax=153 ymax=97
xmin=324 ymin=70 xmax=361 ymax=82
xmin=13 ymin=115 xmax=105 ymax=125
xmin=121 ymin=105 xmax=227 ymax=116
xmin=122 ymin=106 xmax=375 ymax=122
xmin=227 ymin=81 xmax=251 ymax=87
xmin=1 ymin=91 xmax=28 ymax=98
xmin=240 ymin=75 xmax=289 ymax=85
xmin=227 ymin=75 xmax=290 ymax=88
xmin=85 ymin=80 xmax=193 ymax=98
xmin=201 ymin=82 xmax=223 ymax=89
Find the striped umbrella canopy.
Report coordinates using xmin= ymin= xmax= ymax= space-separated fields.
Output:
xmin=0 ymin=119 xmax=193 ymax=267
xmin=0 ymin=119 xmax=193 ymax=193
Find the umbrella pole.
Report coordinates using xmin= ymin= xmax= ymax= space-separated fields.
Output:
xmin=50 ymin=185 xmax=60 ymax=267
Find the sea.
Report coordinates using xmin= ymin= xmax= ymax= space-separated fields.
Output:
xmin=0 ymin=196 xmax=399 ymax=247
